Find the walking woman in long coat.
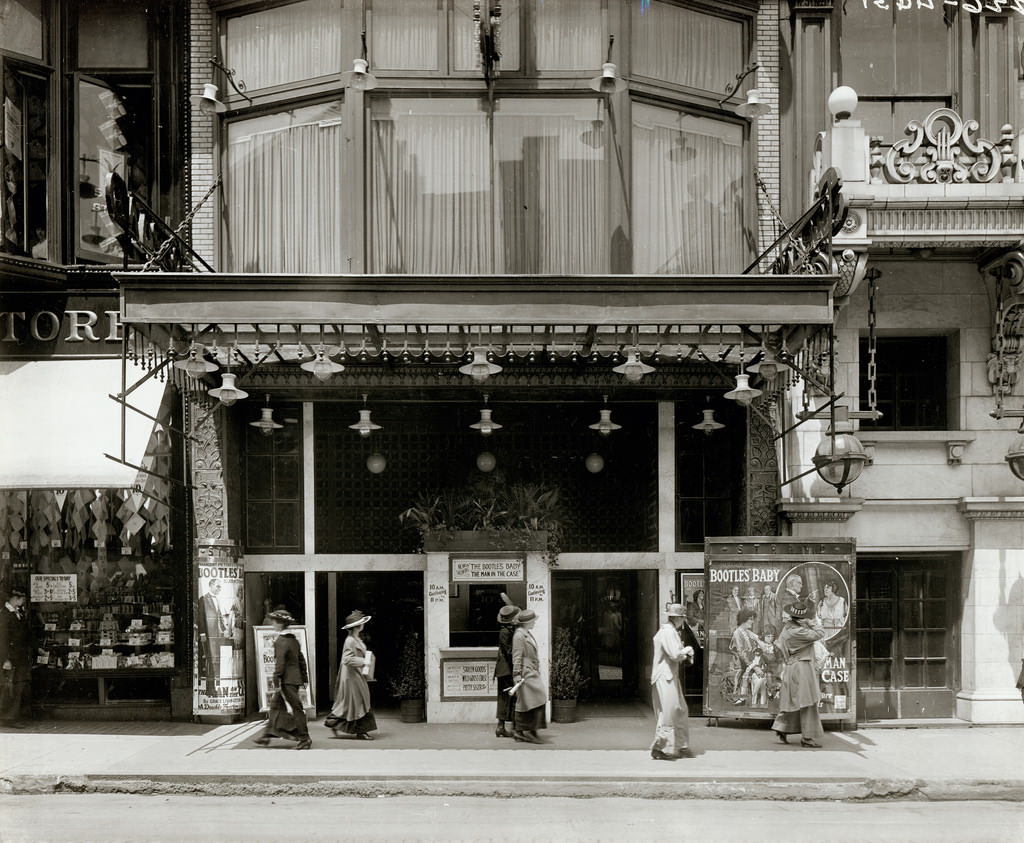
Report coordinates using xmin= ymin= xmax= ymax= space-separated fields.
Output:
xmin=511 ymin=609 xmax=547 ymax=744
xmin=324 ymin=610 xmax=378 ymax=740
xmin=771 ymin=601 xmax=826 ymax=747
xmin=649 ymin=602 xmax=695 ymax=760
xmin=494 ymin=604 xmax=520 ymax=738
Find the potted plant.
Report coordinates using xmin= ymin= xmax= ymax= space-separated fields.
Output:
xmin=549 ymin=626 xmax=586 ymax=723
xmin=388 ymin=632 xmax=426 ymax=723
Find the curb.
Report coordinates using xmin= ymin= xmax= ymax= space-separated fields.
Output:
xmin=4 ymin=774 xmax=1024 ymax=802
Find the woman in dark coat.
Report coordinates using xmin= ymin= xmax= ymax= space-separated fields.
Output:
xmin=253 ymin=608 xmax=311 ymax=749
xmin=324 ymin=610 xmax=378 ymax=740
xmin=494 ymin=604 xmax=521 ymax=738
xmin=511 ymin=609 xmax=548 ymax=744
xmin=771 ymin=601 xmax=826 ymax=747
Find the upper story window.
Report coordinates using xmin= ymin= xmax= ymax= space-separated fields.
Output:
xmin=223 ymin=0 xmax=344 ymax=91
xmin=369 ymin=96 xmax=609 ymax=274
xmin=225 ymin=101 xmax=345 ymax=273
xmin=632 ymin=1 xmax=746 ymax=96
xmin=1 ymin=0 xmax=181 ymax=265
xmin=859 ymin=336 xmax=949 ymax=431
xmin=632 ymin=103 xmax=746 ymax=274
xmin=839 ymin=2 xmax=952 ymax=140
xmin=371 ymin=0 xmax=601 ymax=75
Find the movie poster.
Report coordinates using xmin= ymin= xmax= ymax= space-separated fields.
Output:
xmin=253 ymin=625 xmax=314 ymax=714
xmin=703 ymin=538 xmax=855 ymax=724
xmin=193 ymin=540 xmax=245 ymax=716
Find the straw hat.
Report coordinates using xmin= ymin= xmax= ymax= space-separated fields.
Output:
xmin=497 ymin=605 xmax=521 ymax=625
xmin=343 ymin=609 xmax=371 ymax=629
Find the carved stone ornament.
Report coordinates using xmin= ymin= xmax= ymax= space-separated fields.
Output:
xmin=186 ymin=393 xmax=228 ymax=541
xmin=884 ymin=109 xmax=1015 ymax=185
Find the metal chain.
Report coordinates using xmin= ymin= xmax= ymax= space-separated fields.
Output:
xmin=867 ymin=271 xmax=878 ymax=414
xmin=994 ymin=277 xmax=1006 ymax=409
xmin=143 ymin=174 xmax=222 ymax=271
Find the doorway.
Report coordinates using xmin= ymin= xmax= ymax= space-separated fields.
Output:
xmin=856 ymin=555 xmax=959 ymax=720
xmin=314 ymin=571 xmax=424 ymax=714
xmin=551 ymin=570 xmax=657 ymax=702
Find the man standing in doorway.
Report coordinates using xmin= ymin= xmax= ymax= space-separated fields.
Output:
xmin=0 ymin=588 xmax=32 ymax=727
xmin=649 ymin=603 xmax=695 ymax=760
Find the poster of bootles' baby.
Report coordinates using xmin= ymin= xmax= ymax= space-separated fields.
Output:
xmin=703 ymin=538 xmax=855 ymax=724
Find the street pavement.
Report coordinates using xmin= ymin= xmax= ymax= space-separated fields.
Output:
xmin=1 ymin=706 xmax=1022 ymax=802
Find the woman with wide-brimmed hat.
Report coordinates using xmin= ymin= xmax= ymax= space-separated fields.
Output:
xmin=771 ymin=600 xmax=826 ymax=747
xmin=324 ymin=610 xmax=378 ymax=740
xmin=510 ymin=609 xmax=548 ymax=744
xmin=493 ymin=603 xmax=521 ymax=738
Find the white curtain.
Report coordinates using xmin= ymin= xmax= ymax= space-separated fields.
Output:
xmin=535 ymin=0 xmax=602 ymax=71
xmin=370 ymin=0 xmax=439 ymax=71
xmin=632 ymin=105 xmax=745 ymax=274
xmin=225 ymin=108 xmax=345 ymax=273
xmin=369 ymin=98 xmax=607 ymax=274
xmin=369 ymin=102 xmax=491 ymax=273
xmin=224 ymin=0 xmax=343 ymax=91
xmin=493 ymin=105 xmax=607 ymax=274
xmin=632 ymin=1 xmax=744 ymax=95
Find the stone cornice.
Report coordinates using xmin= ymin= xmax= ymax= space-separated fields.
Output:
xmin=778 ymin=498 xmax=864 ymax=523
xmin=838 ymin=203 xmax=1024 ymax=250
xmin=958 ymin=498 xmax=1024 ymax=520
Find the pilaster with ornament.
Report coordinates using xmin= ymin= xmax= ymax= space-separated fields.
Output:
xmin=984 ymin=250 xmax=1024 ymax=406
xmin=186 ymin=392 xmax=229 ymax=542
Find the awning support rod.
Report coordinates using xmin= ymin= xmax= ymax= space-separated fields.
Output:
xmin=107 ymin=394 xmax=197 ymax=443
xmin=102 ymin=454 xmax=193 ymax=491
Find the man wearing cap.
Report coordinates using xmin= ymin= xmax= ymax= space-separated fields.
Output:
xmin=649 ymin=603 xmax=695 ymax=760
xmin=771 ymin=600 xmax=826 ymax=747
xmin=0 ymin=588 xmax=32 ymax=727
xmin=253 ymin=608 xmax=311 ymax=749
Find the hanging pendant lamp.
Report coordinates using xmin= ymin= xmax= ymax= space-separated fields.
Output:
xmin=589 ymin=395 xmax=622 ymax=436
xmin=349 ymin=394 xmax=382 ymax=437
xmin=724 ymin=373 xmax=762 ymax=407
xmin=250 ymin=395 xmax=283 ymax=437
xmin=301 ymin=344 xmax=345 ymax=382
xmin=469 ymin=394 xmax=502 ymax=436
xmin=173 ymin=341 xmax=218 ymax=379
xmin=692 ymin=407 xmax=725 ymax=436
xmin=459 ymin=347 xmax=503 ymax=383
xmin=612 ymin=348 xmax=654 ymax=383
xmin=209 ymin=372 xmax=248 ymax=406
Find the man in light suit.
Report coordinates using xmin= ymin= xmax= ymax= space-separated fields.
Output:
xmin=649 ymin=603 xmax=695 ymax=760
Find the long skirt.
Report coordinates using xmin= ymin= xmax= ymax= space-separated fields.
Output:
xmin=263 ymin=686 xmax=309 ymax=740
xmin=495 ymin=675 xmax=516 ymax=721
xmin=514 ymin=704 xmax=547 ymax=732
xmin=324 ymin=709 xmax=377 ymax=735
xmin=771 ymin=704 xmax=823 ymax=740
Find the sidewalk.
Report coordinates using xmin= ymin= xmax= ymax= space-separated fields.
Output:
xmin=2 ymin=709 xmax=1022 ymax=802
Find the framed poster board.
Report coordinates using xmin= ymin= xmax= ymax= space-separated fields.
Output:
xmin=703 ymin=537 xmax=856 ymax=725
xmin=440 ymin=655 xmax=498 ymax=700
xmin=253 ymin=625 xmax=315 ymax=714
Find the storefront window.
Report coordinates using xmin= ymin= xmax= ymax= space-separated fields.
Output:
xmin=371 ymin=0 xmax=439 ymax=71
xmin=632 ymin=103 xmax=746 ymax=274
xmin=369 ymin=96 xmax=609 ymax=274
xmin=225 ymin=101 xmax=345 ymax=273
xmin=223 ymin=0 xmax=344 ymax=91
xmin=77 ymin=0 xmax=150 ymax=68
xmin=632 ymin=2 xmax=745 ymax=95
xmin=244 ymin=403 xmax=303 ymax=553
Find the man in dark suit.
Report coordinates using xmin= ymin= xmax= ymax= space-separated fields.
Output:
xmin=197 ymin=578 xmax=230 ymax=691
xmin=0 ymin=587 xmax=32 ymax=727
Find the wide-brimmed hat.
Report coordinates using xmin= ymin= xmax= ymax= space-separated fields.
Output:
xmin=8 ymin=587 xmax=26 ymax=599
xmin=783 ymin=601 xmax=810 ymax=619
xmin=497 ymin=605 xmax=521 ymax=625
xmin=665 ymin=603 xmax=686 ymax=618
xmin=515 ymin=609 xmax=537 ymax=624
xmin=268 ymin=608 xmax=295 ymax=625
xmin=343 ymin=610 xmax=371 ymax=629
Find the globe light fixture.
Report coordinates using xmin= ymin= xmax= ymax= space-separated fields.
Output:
xmin=366 ymin=453 xmax=387 ymax=474
xmin=1005 ymin=422 xmax=1024 ymax=481
xmin=812 ymin=428 xmax=868 ymax=493
xmin=476 ymin=451 xmax=497 ymax=472
xmin=208 ymin=372 xmax=248 ymax=407
xmin=584 ymin=452 xmax=605 ymax=474
xmin=828 ymin=86 xmax=858 ymax=121
xmin=459 ymin=347 xmax=503 ymax=383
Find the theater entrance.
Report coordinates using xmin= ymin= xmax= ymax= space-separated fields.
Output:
xmin=550 ymin=570 xmax=659 ymax=703
xmin=314 ymin=571 xmax=424 ymax=714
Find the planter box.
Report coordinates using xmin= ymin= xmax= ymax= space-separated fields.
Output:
xmin=551 ymin=698 xmax=578 ymax=723
xmin=399 ymin=698 xmax=426 ymax=723
xmin=423 ymin=530 xmax=548 ymax=553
